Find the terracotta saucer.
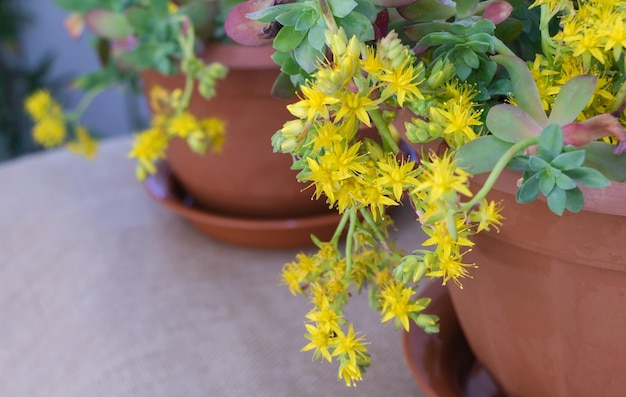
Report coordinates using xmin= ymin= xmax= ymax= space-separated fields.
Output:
xmin=143 ymin=162 xmax=342 ymax=249
xmin=403 ymin=282 xmax=507 ymax=397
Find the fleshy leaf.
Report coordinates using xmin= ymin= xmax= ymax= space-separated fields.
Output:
xmin=327 ymin=0 xmax=358 ymax=18
xmin=482 ymin=1 xmax=513 ymax=24
xmin=492 ymin=54 xmax=548 ymax=126
xmin=583 ymin=141 xmax=626 ymax=182
xmin=85 ymin=9 xmax=133 ymax=40
xmin=564 ymin=187 xmax=584 ymax=213
xmin=516 ymin=173 xmax=541 ymax=203
xmin=537 ymin=124 xmax=563 ymax=161
xmin=564 ymin=167 xmax=611 ymax=189
xmin=397 ymin=0 xmax=457 ymax=23
xmin=457 ymin=0 xmax=479 ymax=19
xmin=486 ymin=103 xmax=542 ymax=142
xmin=548 ymin=75 xmax=597 ymax=126
xmin=371 ymin=0 xmax=423 ymax=6
xmin=224 ymin=0 xmax=276 ymax=46
xmin=271 ymin=72 xmax=297 ymax=98
xmin=453 ymin=135 xmax=514 ymax=174
xmin=562 ymin=114 xmax=626 ymax=149
xmin=550 ymin=150 xmax=585 ymax=171
xmin=547 ymin=187 xmax=566 ymax=215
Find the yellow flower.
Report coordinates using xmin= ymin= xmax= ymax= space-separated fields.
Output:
xmin=128 ymin=127 xmax=168 ymax=180
xmin=412 ymin=152 xmax=473 ymax=204
xmin=375 ymin=155 xmax=420 ymax=201
xmin=67 ymin=126 xmax=97 ymax=159
xmin=379 ymin=281 xmax=427 ymax=331
xmin=306 ymin=295 xmax=344 ymax=335
xmin=469 ymin=199 xmax=504 ymax=233
xmin=333 ymin=91 xmax=376 ymax=127
xmin=200 ymin=117 xmax=226 ymax=151
xmin=25 ymin=90 xmax=60 ymax=120
xmin=331 ymin=323 xmax=369 ymax=369
xmin=32 ymin=116 xmax=66 ymax=148
xmin=168 ymin=112 xmax=200 ymax=138
xmin=301 ymin=323 xmax=334 ymax=363
xmin=428 ymin=252 xmax=476 ymax=288
xmin=379 ymin=60 xmax=425 ymax=106
xmin=287 ymin=84 xmax=339 ymax=121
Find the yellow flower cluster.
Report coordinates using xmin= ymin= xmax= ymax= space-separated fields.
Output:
xmin=278 ymin=28 xmax=504 ymax=385
xmin=24 ymin=90 xmax=67 ymax=148
xmin=551 ymin=0 xmax=626 ymax=69
xmin=129 ymin=86 xmax=226 ymax=180
xmin=24 ymin=90 xmax=97 ymax=157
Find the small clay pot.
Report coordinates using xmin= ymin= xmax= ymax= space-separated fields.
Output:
xmin=141 ymin=44 xmax=331 ymax=219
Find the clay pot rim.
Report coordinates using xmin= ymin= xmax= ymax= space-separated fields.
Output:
xmin=197 ymin=43 xmax=278 ymax=70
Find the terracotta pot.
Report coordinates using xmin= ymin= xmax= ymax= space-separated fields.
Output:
xmin=447 ymin=168 xmax=626 ymax=397
xmin=140 ymin=44 xmax=330 ymax=219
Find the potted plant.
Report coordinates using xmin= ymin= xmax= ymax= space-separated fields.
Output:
xmin=226 ymin=0 xmax=626 ymax=394
xmin=24 ymin=0 xmax=343 ymax=248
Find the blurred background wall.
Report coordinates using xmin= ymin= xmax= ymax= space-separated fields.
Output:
xmin=1 ymin=0 xmax=147 ymax=162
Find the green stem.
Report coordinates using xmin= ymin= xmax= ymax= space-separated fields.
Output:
xmin=344 ymin=208 xmax=357 ymax=276
xmin=66 ymin=87 xmax=104 ymax=124
xmin=460 ymin=136 xmax=539 ymax=211
xmin=330 ymin=209 xmax=351 ymax=246
xmin=359 ymin=208 xmax=391 ymax=252
xmin=369 ymin=108 xmax=400 ymax=153
xmin=318 ymin=0 xmax=339 ymax=33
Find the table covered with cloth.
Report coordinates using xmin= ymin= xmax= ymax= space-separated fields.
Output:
xmin=0 ymin=136 xmax=428 ymax=397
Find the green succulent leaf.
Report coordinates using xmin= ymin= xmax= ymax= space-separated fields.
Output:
xmin=538 ymin=124 xmax=563 ymax=161
xmin=492 ymin=54 xmax=548 ymax=126
xmin=328 ymin=0 xmax=358 ymax=18
xmin=126 ymin=7 xmax=156 ymax=34
xmin=564 ymin=187 xmax=584 ymax=213
xmin=404 ymin=22 xmax=455 ymax=43
xmin=539 ymin=168 xmax=558 ymax=194
xmin=516 ymin=172 xmax=541 ymax=203
xmin=53 ymin=0 xmax=102 ymax=13
xmin=353 ymin=0 xmax=378 ymax=21
xmin=548 ymin=75 xmax=598 ymax=126
xmin=418 ymin=32 xmax=465 ymax=47
xmin=308 ymin=24 xmax=327 ymax=51
xmin=337 ymin=11 xmax=375 ymax=42
xmin=293 ymin=39 xmax=321 ymax=74
xmin=547 ymin=187 xmax=566 ymax=215
xmin=271 ymin=71 xmax=297 ymax=98
xmin=296 ymin=8 xmax=319 ymax=31
xmin=528 ymin=156 xmax=550 ymax=171
xmin=582 ymin=141 xmax=626 ymax=182
xmin=84 ymin=10 xmax=133 ymax=40
xmin=396 ymin=0 xmax=457 ymax=23
xmin=454 ymin=61 xmax=472 ymax=81
xmin=276 ymin=7 xmax=306 ymax=26
xmin=494 ymin=18 xmax=524 ymax=42
xmin=507 ymin=155 xmax=529 ymax=171
xmin=550 ymin=150 xmax=585 ymax=170
xmin=456 ymin=0 xmax=479 ymax=19
xmin=246 ymin=3 xmax=295 ymax=22
xmin=555 ymin=173 xmax=577 ymax=190
xmin=564 ymin=167 xmax=611 ymax=189
xmin=454 ymin=135 xmax=514 ymax=174
xmin=273 ymin=24 xmax=307 ymax=52
xmin=486 ymin=103 xmax=542 ymax=143
xmin=461 ymin=48 xmax=480 ymax=69
xmin=468 ymin=19 xmax=496 ymax=35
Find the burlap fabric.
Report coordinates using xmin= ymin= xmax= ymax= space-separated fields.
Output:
xmin=0 ymin=136 xmax=427 ymax=397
